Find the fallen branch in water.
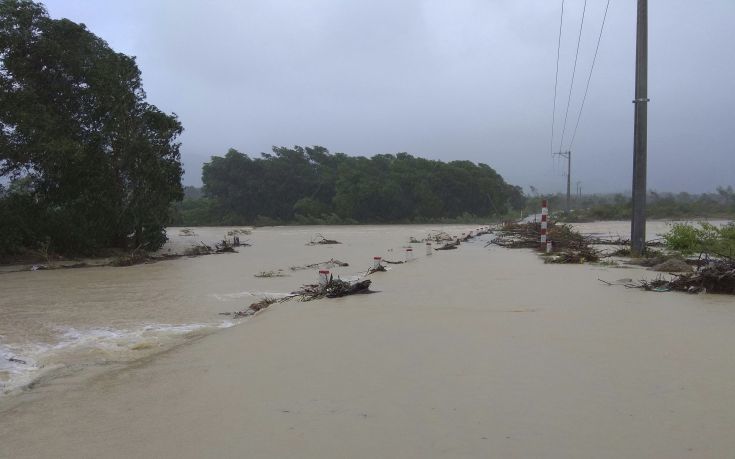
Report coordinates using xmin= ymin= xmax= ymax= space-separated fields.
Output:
xmin=292 ymin=276 xmax=374 ymax=300
xmin=626 ymin=261 xmax=735 ymax=295
xmin=220 ymin=296 xmax=290 ymax=318
xmin=490 ymin=221 xmax=599 ymax=263
xmin=254 ymin=270 xmax=288 ymax=278
xmin=598 ymin=260 xmax=735 ymax=295
xmin=289 ymin=258 xmax=349 ymax=271
xmin=307 ymin=233 xmax=341 ymax=245
xmin=435 ymin=240 xmax=460 ymax=251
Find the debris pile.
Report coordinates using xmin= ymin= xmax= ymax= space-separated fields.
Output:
xmin=184 ymin=239 xmax=239 ymax=256
xmin=254 ymin=269 xmax=288 ymax=278
xmin=307 ymin=234 xmax=341 ymax=245
xmin=629 ymin=261 xmax=735 ymax=294
xmin=366 ymin=264 xmax=387 ymax=274
xmin=222 ymin=297 xmax=284 ymax=318
xmin=215 ymin=239 xmax=238 ymax=253
xmin=289 ymin=259 xmax=349 ymax=271
xmin=649 ymin=258 xmax=692 ymax=273
xmin=425 ymin=231 xmax=456 ymax=244
xmin=489 ymin=221 xmax=599 ymax=263
xmin=184 ymin=243 xmax=213 ymax=256
xmin=435 ymin=240 xmax=460 ymax=251
xmin=544 ymin=246 xmax=600 ymax=264
xmin=324 ymin=278 xmax=372 ymax=298
xmin=293 ymin=276 xmax=373 ymax=300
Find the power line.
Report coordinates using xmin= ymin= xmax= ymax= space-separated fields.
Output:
xmin=549 ymin=0 xmax=565 ymax=156
xmin=557 ymin=0 xmax=588 ymax=152
xmin=568 ymin=0 xmax=611 ymax=151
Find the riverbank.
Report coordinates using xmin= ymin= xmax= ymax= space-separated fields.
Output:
xmin=2 ymin=225 xmax=734 ymax=458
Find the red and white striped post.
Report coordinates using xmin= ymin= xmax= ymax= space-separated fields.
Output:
xmin=405 ymin=247 xmax=413 ymax=261
xmin=425 ymin=241 xmax=432 ymax=256
xmin=373 ymin=256 xmax=382 ymax=269
xmin=540 ymin=199 xmax=549 ymax=251
xmin=318 ymin=269 xmax=330 ymax=287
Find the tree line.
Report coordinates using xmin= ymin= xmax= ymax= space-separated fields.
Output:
xmin=173 ymin=146 xmax=525 ymax=226
xmin=540 ymin=187 xmax=735 ymax=222
xmin=0 ymin=0 xmax=183 ymax=257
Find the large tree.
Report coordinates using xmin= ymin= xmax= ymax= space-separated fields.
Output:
xmin=0 ymin=0 xmax=182 ymax=254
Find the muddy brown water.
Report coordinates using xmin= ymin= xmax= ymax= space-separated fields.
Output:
xmin=0 ymin=222 xmax=734 ymax=458
xmin=0 ymin=225 xmax=478 ymax=395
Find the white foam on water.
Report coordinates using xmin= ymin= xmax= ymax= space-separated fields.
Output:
xmin=0 ymin=320 xmax=236 ymax=396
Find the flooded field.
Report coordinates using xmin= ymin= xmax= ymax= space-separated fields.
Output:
xmin=0 ymin=224 xmax=478 ymax=395
xmin=2 ymin=222 xmax=735 ymax=458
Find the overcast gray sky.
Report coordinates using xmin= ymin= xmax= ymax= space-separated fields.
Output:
xmin=42 ymin=0 xmax=735 ymax=193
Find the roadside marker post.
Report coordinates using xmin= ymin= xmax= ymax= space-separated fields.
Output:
xmin=318 ymin=270 xmax=330 ymax=287
xmin=540 ymin=199 xmax=549 ymax=250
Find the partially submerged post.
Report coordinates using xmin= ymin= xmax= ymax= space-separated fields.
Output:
xmin=373 ymin=256 xmax=382 ymax=269
xmin=540 ymin=199 xmax=549 ymax=250
xmin=318 ymin=269 xmax=330 ymax=288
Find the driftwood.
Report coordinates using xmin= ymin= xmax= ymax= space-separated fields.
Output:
xmin=183 ymin=239 xmax=240 ymax=256
xmin=215 ymin=239 xmax=239 ymax=253
xmin=307 ymin=233 xmax=341 ymax=245
xmin=325 ymin=278 xmax=372 ymax=298
xmin=545 ymin=246 xmax=600 ymax=264
xmin=221 ymin=276 xmax=375 ymax=317
xmin=460 ymin=227 xmax=492 ymax=242
xmin=489 ymin=221 xmax=600 ymax=263
xmin=221 ymin=297 xmax=287 ymax=318
xmin=289 ymin=259 xmax=349 ymax=271
xmin=366 ymin=265 xmax=387 ymax=274
xmin=254 ymin=269 xmax=288 ymax=278
xmin=292 ymin=276 xmax=374 ymax=300
xmin=623 ymin=261 xmax=735 ymax=295
xmin=435 ymin=240 xmax=460 ymax=251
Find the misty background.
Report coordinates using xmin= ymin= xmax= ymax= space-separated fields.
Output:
xmin=41 ymin=0 xmax=735 ymax=194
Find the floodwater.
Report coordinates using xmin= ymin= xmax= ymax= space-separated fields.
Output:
xmin=571 ymin=219 xmax=731 ymax=242
xmin=2 ymin=223 xmax=735 ymax=458
xmin=0 ymin=225 xmax=477 ymax=396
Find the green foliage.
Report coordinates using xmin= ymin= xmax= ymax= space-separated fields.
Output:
xmin=0 ymin=1 xmax=183 ymax=255
xmin=548 ymin=187 xmax=735 ymax=223
xmin=662 ymin=222 xmax=735 ymax=257
xmin=195 ymin=146 xmax=524 ymax=225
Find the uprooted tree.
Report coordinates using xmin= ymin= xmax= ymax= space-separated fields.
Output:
xmin=0 ymin=0 xmax=183 ymax=256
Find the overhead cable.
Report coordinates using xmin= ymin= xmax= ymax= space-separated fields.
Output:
xmin=568 ymin=0 xmax=612 ymax=150
xmin=550 ymin=0 xmax=565 ymax=156
xmin=557 ymin=0 xmax=588 ymax=152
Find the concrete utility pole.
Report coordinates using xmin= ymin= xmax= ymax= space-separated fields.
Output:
xmin=631 ymin=0 xmax=649 ymax=255
xmin=553 ymin=150 xmax=572 ymax=213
